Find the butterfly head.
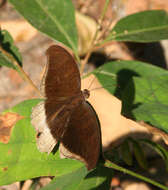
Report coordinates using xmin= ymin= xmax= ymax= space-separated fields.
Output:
xmin=83 ymin=89 xmax=90 ymax=99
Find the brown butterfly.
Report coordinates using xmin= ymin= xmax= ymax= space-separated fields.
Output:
xmin=31 ymin=45 xmax=101 ymax=170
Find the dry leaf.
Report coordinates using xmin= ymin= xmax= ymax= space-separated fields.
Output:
xmin=150 ymin=0 xmax=168 ymax=12
xmin=76 ymin=11 xmax=97 ymax=55
xmin=0 ymin=182 xmax=20 ymax=190
xmin=0 ymin=20 xmax=37 ymax=42
xmin=21 ymin=180 xmax=33 ymax=190
xmin=124 ymin=182 xmax=150 ymax=190
xmin=125 ymin=0 xmax=149 ymax=15
xmin=0 ymin=112 xmax=23 ymax=143
xmin=81 ymin=74 xmax=149 ymax=150
xmin=139 ymin=121 xmax=168 ymax=145
xmin=39 ymin=177 xmax=52 ymax=187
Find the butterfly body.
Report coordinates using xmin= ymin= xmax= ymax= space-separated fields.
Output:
xmin=31 ymin=45 xmax=101 ymax=170
xmin=45 ymin=90 xmax=85 ymax=140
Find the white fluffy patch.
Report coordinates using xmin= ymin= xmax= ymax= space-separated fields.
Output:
xmin=37 ymin=126 xmax=56 ymax=154
xmin=31 ymin=101 xmax=57 ymax=153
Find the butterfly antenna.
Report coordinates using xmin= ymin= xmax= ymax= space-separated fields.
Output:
xmin=90 ymin=84 xmax=117 ymax=92
xmin=87 ymin=75 xmax=96 ymax=90
xmin=87 ymin=67 xmax=103 ymax=90
xmin=88 ymin=67 xmax=119 ymax=92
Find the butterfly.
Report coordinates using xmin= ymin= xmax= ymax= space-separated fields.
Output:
xmin=31 ymin=45 xmax=101 ymax=170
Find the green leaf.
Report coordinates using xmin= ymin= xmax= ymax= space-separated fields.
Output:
xmin=41 ymin=167 xmax=87 ymax=190
xmin=0 ymin=30 xmax=22 ymax=67
xmin=140 ymin=139 xmax=168 ymax=171
xmin=0 ymin=99 xmax=83 ymax=186
xmin=123 ymin=76 xmax=168 ymax=133
xmin=0 ymin=51 xmax=16 ymax=69
xmin=41 ymin=165 xmax=113 ymax=190
xmin=105 ymin=10 xmax=168 ymax=43
xmin=130 ymin=139 xmax=148 ymax=170
xmin=104 ymin=149 xmax=120 ymax=164
xmin=93 ymin=60 xmax=168 ymax=97
xmin=93 ymin=60 xmax=168 ymax=133
xmin=120 ymin=139 xmax=132 ymax=166
xmin=8 ymin=0 xmax=78 ymax=53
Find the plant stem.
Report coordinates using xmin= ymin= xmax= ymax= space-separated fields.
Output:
xmin=106 ymin=161 xmax=168 ymax=190
xmin=96 ymin=17 xmax=114 ymax=43
xmin=80 ymin=0 xmax=111 ymax=75
xmin=13 ymin=61 xmax=43 ymax=97
xmin=94 ymin=41 xmax=115 ymax=51
xmin=1 ymin=48 xmax=43 ymax=97
xmin=99 ymin=0 xmax=110 ymax=26
xmin=74 ymin=51 xmax=81 ymax=64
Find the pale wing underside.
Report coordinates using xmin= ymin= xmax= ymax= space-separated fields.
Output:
xmin=31 ymin=100 xmax=73 ymax=153
xmin=31 ymin=101 xmax=57 ymax=154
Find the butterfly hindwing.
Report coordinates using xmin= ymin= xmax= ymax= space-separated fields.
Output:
xmin=60 ymin=101 xmax=101 ymax=170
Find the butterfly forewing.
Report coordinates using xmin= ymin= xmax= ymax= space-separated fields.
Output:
xmin=45 ymin=45 xmax=81 ymax=98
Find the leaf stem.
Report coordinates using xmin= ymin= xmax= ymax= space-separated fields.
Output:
xmin=80 ymin=0 xmax=110 ymax=75
xmin=1 ymin=48 xmax=43 ymax=97
xmin=74 ymin=51 xmax=81 ymax=64
xmin=99 ymin=0 xmax=110 ymax=26
xmin=13 ymin=61 xmax=43 ymax=97
xmin=106 ymin=161 xmax=168 ymax=190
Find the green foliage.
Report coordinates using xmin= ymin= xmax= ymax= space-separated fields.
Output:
xmin=0 ymin=51 xmax=16 ymax=69
xmin=0 ymin=29 xmax=22 ymax=68
xmin=94 ymin=61 xmax=168 ymax=133
xmin=105 ymin=10 xmax=168 ymax=42
xmin=41 ymin=165 xmax=113 ymax=190
xmin=140 ymin=139 xmax=168 ymax=171
xmin=109 ymin=137 xmax=168 ymax=172
xmin=130 ymin=139 xmax=148 ymax=170
xmin=120 ymin=139 xmax=132 ymax=166
xmin=8 ymin=0 xmax=78 ymax=54
xmin=0 ymin=1 xmax=168 ymax=189
xmin=0 ymin=100 xmax=83 ymax=186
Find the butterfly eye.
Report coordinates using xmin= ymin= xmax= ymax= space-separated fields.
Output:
xmin=36 ymin=132 xmax=42 ymax=138
xmin=83 ymin=89 xmax=90 ymax=99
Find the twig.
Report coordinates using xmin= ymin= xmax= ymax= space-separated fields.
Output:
xmin=80 ymin=0 xmax=111 ymax=75
xmin=93 ymin=40 xmax=115 ymax=51
xmin=96 ymin=18 xmax=114 ymax=43
xmin=106 ymin=161 xmax=168 ymax=190
xmin=0 ymin=48 xmax=43 ymax=97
